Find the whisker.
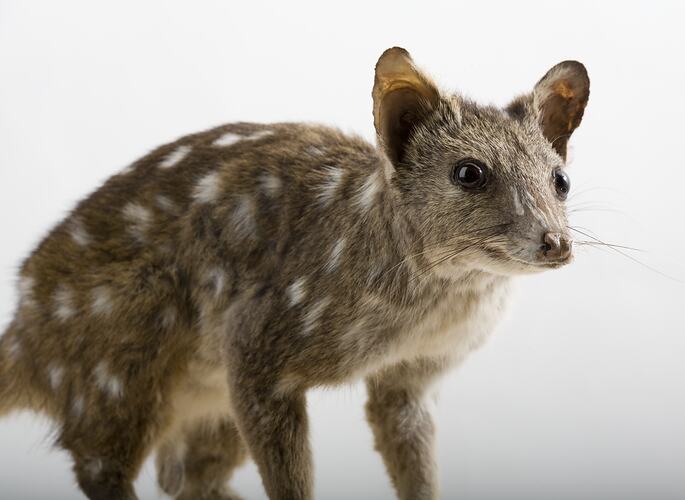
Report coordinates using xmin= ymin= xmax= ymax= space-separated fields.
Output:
xmin=568 ymin=226 xmax=685 ymax=284
xmin=574 ymin=241 xmax=644 ymax=252
xmin=567 ymin=225 xmax=602 ymax=239
xmin=419 ymin=223 xmax=512 ymax=254
xmin=567 ymin=200 xmax=619 ymax=209
xmin=409 ymin=232 xmax=506 ymax=282
xmin=568 ymin=207 xmax=626 ymax=215
xmin=567 ymin=185 xmax=624 ymax=201
xmin=382 ymin=222 xmax=512 ymax=280
xmin=569 ymin=226 xmax=642 ymax=251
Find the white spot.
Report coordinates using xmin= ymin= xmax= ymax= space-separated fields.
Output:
xmin=160 ymin=306 xmax=177 ymax=330
xmin=157 ymin=242 xmax=174 ymax=256
xmin=192 ymin=172 xmax=222 ymax=204
xmin=214 ymin=129 xmax=272 ymax=147
xmin=511 ymin=188 xmax=524 ymax=216
xmin=69 ymin=218 xmax=91 ymax=246
xmin=123 ymin=202 xmax=152 ymax=224
xmin=204 ymin=268 xmax=226 ymax=298
xmin=302 ymin=296 xmax=330 ymax=335
xmin=316 ymin=166 xmax=344 ymax=206
xmin=122 ymin=202 xmax=153 ymax=242
xmin=90 ymin=286 xmax=113 ymax=316
xmin=120 ymin=164 xmax=136 ymax=175
xmin=305 ymin=145 xmax=325 ymax=157
xmin=356 ymin=170 xmax=382 ymax=211
xmin=6 ymin=336 xmax=22 ymax=360
xmin=286 ymin=278 xmax=307 ymax=307
xmin=84 ymin=458 xmax=103 ymax=477
xmin=155 ymin=195 xmax=178 ymax=214
xmin=159 ymin=145 xmax=191 ymax=169
xmin=53 ymin=285 xmax=76 ymax=321
xmin=48 ymin=364 xmax=64 ymax=390
xmin=94 ymin=362 xmax=123 ymax=399
xmin=213 ymin=132 xmax=243 ymax=147
xmin=247 ymin=130 xmax=274 ymax=141
xmin=341 ymin=318 xmax=367 ymax=345
xmin=17 ymin=275 xmax=36 ymax=308
xmin=232 ymin=195 xmax=257 ymax=239
xmin=259 ymin=173 xmax=282 ymax=197
xmin=325 ymin=238 xmax=346 ymax=272
xmin=72 ymin=395 xmax=85 ymax=417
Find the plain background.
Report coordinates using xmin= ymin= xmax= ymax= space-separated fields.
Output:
xmin=1 ymin=1 xmax=684 ymax=499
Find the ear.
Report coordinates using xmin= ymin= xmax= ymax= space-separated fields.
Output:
xmin=532 ymin=61 xmax=590 ymax=160
xmin=372 ymin=47 xmax=440 ymax=166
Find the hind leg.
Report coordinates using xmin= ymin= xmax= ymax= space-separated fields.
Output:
xmin=60 ymin=394 xmax=158 ymax=500
xmin=157 ymin=418 xmax=248 ymax=500
xmin=55 ymin=358 xmax=171 ymax=500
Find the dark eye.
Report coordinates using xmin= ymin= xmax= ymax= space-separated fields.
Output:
xmin=553 ymin=168 xmax=571 ymax=200
xmin=452 ymin=160 xmax=488 ymax=190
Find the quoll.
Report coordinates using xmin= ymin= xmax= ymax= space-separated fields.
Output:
xmin=0 ymin=47 xmax=590 ymax=499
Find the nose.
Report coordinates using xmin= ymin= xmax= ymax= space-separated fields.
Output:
xmin=541 ymin=232 xmax=572 ymax=261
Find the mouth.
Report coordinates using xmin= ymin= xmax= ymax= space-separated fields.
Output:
xmin=526 ymin=256 xmax=573 ymax=268
xmin=510 ymin=253 xmax=574 ymax=269
xmin=482 ymin=246 xmax=574 ymax=270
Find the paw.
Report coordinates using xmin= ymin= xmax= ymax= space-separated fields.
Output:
xmin=157 ymin=456 xmax=185 ymax=496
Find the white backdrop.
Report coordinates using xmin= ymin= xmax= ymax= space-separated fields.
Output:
xmin=1 ymin=1 xmax=684 ymax=499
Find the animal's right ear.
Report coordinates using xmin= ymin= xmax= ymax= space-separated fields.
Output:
xmin=373 ymin=47 xmax=440 ymax=167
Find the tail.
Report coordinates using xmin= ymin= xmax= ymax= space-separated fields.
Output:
xmin=0 ymin=323 xmax=24 ymax=417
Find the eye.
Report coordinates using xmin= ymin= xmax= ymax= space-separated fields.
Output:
xmin=452 ymin=159 xmax=488 ymax=190
xmin=553 ymin=168 xmax=571 ymax=200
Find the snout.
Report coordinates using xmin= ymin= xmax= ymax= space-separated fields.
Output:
xmin=540 ymin=232 xmax=573 ymax=262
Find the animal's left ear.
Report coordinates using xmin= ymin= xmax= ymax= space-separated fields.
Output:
xmin=531 ymin=61 xmax=590 ymax=160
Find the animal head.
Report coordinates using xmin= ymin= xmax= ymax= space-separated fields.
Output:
xmin=372 ymin=47 xmax=590 ymax=276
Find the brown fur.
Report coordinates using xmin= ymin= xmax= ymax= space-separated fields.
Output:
xmin=0 ymin=47 xmax=589 ymax=499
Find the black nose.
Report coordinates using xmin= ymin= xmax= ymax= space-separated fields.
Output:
xmin=541 ymin=232 xmax=572 ymax=261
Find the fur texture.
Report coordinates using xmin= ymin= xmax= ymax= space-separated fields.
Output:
xmin=0 ymin=47 xmax=589 ymax=499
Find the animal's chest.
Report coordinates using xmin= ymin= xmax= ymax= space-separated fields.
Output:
xmin=388 ymin=278 xmax=512 ymax=364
